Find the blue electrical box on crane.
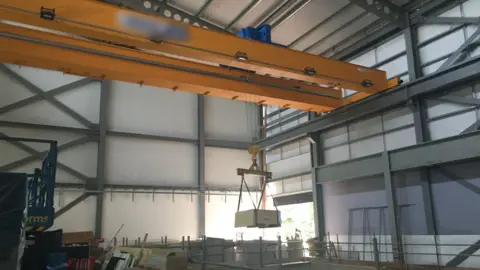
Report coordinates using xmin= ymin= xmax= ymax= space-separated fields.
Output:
xmin=237 ymin=24 xmax=272 ymax=43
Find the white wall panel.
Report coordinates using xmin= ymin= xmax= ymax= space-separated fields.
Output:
xmin=427 ymin=87 xmax=474 ymax=118
xmin=301 ymin=174 xmax=313 ymax=190
xmin=0 ymin=127 xmax=83 ymax=152
xmin=205 ymin=147 xmax=252 ymax=187
xmin=13 ymin=162 xmax=86 ymax=184
xmin=0 ymin=140 xmax=30 ymax=167
xmin=0 ymin=126 xmax=92 ymax=184
xmin=283 ymin=177 xmax=304 ymax=194
xmin=266 ymin=147 xmax=281 ymax=163
xmin=376 ymin=35 xmax=406 ymax=62
xmin=0 ymin=70 xmax=34 ymax=108
xmin=0 ymin=65 xmax=97 ymax=128
xmin=348 ymin=116 xmax=382 ymax=140
xmin=385 ymin=127 xmax=416 ymax=151
xmin=109 ymin=81 xmax=197 ymax=139
xmin=324 ymin=144 xmax=349 ymax=164
xmin=383 ymin=107 xmax=413 ymax=131
xmin=378 ymin=55 xmax=408 ymax=78
xmin=268 ymin=175 xmax=313 ymax=196
xmin=427 ymin=100 xmax=473 ymax=119
xmin=105 ymin=137 xmax=197 ymax=186
xmin=56 ymin=82 xmax=101 ymax=124
xmin=10 ymin=142 xmax=98 ymax=184
xmin=267 ymin=153 xmax=311 ymax=179
xmin=429 ymin=111 xmax=477 ymax=140
xmin=422 ymin=60 xmax=447 ymax=76
xmin=417 ymin=6 xmax=462 ymax=44
xmin=350 ymin=135 xmax=385 ymax=158
xmin=0 ymin=101 xmax=87 ymax=128
xmin=281 ymin=141 xmax=301 ymax=159
xmin=322 ymin=126 xmax=348 ymax=148
xmin=205 ymin=97 xmax=258 ymax=142
xmin=6 ymin=65 xmax=84 ymax=91
xmin=350 ymin=50 xmax=376 ymax=67
xmin=463 ymin=0 xmax=480 ymax=16
xmin=419 ymin=29 xmax=465 ymax=64
xmin=59 ymin=142 xmax=98 ymax=178
xmin=103 ymin=193 xmax=198 ymax=240
xmin=49 ymin=191 xmax=96 ymax=233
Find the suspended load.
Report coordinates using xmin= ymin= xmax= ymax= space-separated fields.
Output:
xmin=234 ymin=146 xmax=281 ymax=228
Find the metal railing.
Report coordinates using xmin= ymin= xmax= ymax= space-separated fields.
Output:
xmin=107 ymin=234 xmax=480 ymax=269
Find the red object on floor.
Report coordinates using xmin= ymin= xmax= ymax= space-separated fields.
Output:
xmin=67 ymin=257 xmax=95 ymax=270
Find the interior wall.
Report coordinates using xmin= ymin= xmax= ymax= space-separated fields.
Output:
xmin=102 ymin=192 xmax=199 ymax=241
xmin=0 ymin=63 xmax=259 ymax=237
xmin=205 ymin=96 xmax=259 ymax=142
xmin=50 ymin=191 xmax=96 ymax=233
xmin=322 ymin=106 xmax=415 ymax=165
xmin=417 ymin=1 xmax=480 ymax=76
xmin=205 ymin=147 xmax=252 ymax=187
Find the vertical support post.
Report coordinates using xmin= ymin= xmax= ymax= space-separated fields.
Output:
xmin=411 ymin=98 xmax=441 ymax=266
xmin=404 ymin=20 xmax=422 ymax=81
xmin=202 ymin=235 xmax=207 ymax=269
xmin=309 ymin=113 xmax=326 ymax=240
xmin=259 ymin=236 xmax=264 ymax=268
xmin=372 ymin=237 xmax=380 ymax=270
xmin=382 ymin=151 xmax=402 ymax=262
xmin=411 ymin=98 xmax=436 ymax=234
xmin=95 ymin=80 xmax=110 ymax=239
xmin=198 ymin=95 xmax=206 ymax=237
xmin=188 ymin=236 xmax=192 ymax=260
xmin=277 ymin=235 xmax=282 ymax=269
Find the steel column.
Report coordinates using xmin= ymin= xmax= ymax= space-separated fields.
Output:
xmin=94 ymin=80 xmax=110 ymax=238
xmin=411 ymin=98 xmax=437 ymax=236
xmin=404 ymin=22 xmax=422 ymax=80
xmin=309 ymin=112 xmax=325 ymax=239
xmin=197 ymin=95 xmax=206 ymax=237
xmin=382 ymin=151 xmax=402 ymax=261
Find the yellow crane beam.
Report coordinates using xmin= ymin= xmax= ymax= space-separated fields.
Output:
xmin=0 ymin=24 xmax=344 ymax=112
xmin=0 ymin=0 xmax=390 ymax=94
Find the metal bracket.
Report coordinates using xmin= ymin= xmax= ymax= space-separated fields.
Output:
xmin=349 ymin=0 xmax=406 ymax=28
xmin=40 ymin=7 xmax=56 ymax=21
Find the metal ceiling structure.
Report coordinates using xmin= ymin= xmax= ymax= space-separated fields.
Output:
xmin=102 ymin=0 xmax=455 ymax=59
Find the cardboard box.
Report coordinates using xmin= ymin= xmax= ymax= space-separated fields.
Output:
xmin=63 ymin=231 xmax=94 ymax=245
xmin=143 ymin=248 xmax=187 ymax=270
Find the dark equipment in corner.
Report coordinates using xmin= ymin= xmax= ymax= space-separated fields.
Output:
xmin=0 ymin=136 xmax=59 ymax=269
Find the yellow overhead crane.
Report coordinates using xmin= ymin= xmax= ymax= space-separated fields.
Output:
xmin=0 ymin=0 xmax=400 ymax=113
